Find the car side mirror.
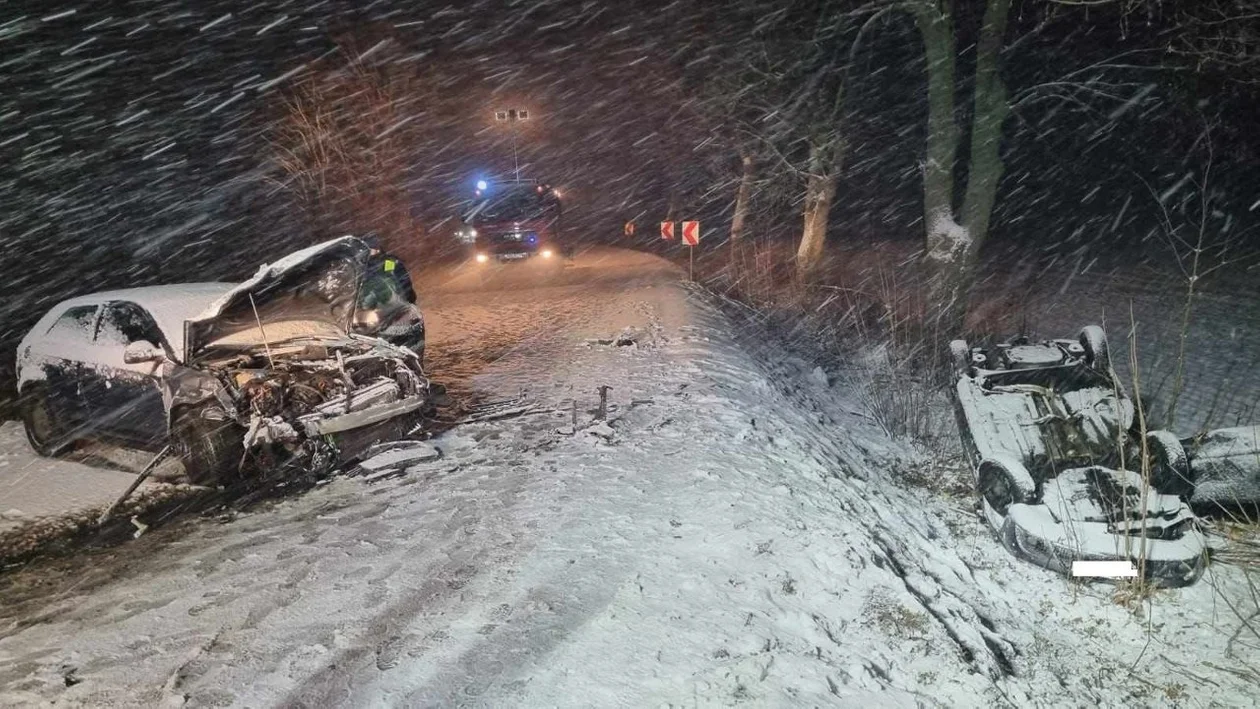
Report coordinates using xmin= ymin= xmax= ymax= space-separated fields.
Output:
xmin=124 ymin=340 xmax=164 ymax=364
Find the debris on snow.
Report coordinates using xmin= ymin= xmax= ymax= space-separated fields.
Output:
xmin=596 ymin=385 xmax=612 ymax=420
xmin=580 ymin=421 xmax=616 ymax=444
xmin=358 ymin=442 xmax=441 ymax=472
xmin=586 ymin=327 xmax=641 ymax=348
xmin=809 ymin=366 xmax=830 ymax=389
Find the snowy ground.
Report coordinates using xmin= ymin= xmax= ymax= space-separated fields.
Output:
xmin=0 ymin=422 xmax=184 ymax=534
xmin=0 ymin=248 xmax=1256 ymax=707
xmin=970 ymin=260 xmax=1260 ymax=435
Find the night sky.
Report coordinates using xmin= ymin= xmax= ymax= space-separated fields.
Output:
xmin=2 ymin=0 xmax=1258 ymax=401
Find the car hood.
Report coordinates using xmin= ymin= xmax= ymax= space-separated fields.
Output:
xmin=184 ymin=236 xmax=370 ymax=361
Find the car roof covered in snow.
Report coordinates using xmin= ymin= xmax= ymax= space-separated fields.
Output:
xmin=28 ymin=283 xmax=236 ymax=362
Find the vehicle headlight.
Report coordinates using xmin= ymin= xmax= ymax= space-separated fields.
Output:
xmin=475 ymin=253 xmax=489 ymax=263
xmin=541 ymin=249 xmax=553 ymax=258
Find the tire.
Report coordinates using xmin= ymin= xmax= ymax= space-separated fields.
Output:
xmin=948 ymin=339 xmax=970 ymax=378
xmin=977 ymin=456 xmax=1037 ymax=515
xmin=1078 ymin=325 xmax=1110 ymax=372
xmin=19 ymin=385 xmax=73 ymax=457
xmin=171 ymin=406 xmax=243 ymax=486
xmin=1147 ymin=429 xmax=1193 ymax=497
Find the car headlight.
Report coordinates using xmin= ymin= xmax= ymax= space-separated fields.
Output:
xmin=475 ymin=253 xmax=489 ymax=263
xmin=541 ymin=249 xmax=553 ymax=258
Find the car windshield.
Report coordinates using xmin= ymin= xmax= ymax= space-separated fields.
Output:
xmin=468 ymin=189 xmax=554 ymax=222
xmin=204 ymin=319 xmax=344 ymax=348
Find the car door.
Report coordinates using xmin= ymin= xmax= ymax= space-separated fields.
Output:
xmin=25 ymin=303 xmax=100 ymax=431
xmin=85 ymin=301 xmax=171 ymax=446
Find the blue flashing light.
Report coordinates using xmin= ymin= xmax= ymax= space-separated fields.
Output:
xmin=476 ymin=179 xmax=488 ymax=191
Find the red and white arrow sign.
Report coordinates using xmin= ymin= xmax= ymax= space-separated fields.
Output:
xmin=681 ymin=220 xmax=700 ymax=246
xmin=660 ymin=221 xmax=675 ymax=240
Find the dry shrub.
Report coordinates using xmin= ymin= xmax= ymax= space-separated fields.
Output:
xmin=706 ymin=238 xmax=958 ymax=444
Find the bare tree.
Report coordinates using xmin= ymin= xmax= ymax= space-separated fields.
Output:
xmin=1167 ymin=0 xmax=1260 ymax=82
xmin=1140 ymin=124 xmax=1260 ymax=429
xmin=710 ymin=1 xmax=868 ymax=278
xmin=267 ymin=37 xmax=427 ymax=254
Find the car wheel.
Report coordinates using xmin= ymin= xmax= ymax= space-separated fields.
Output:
xmin=1147 ymin=430 xmax=1193 ymax=497
xmin=1078 ymin=325 xmax=1110 ymax=372
xmin=948 ymin=339 xmax=970 ymax=378
xmin=19 ymin=385 xmax=73 ymax=456
xmin=171 ymin=406 xmax=243 ymax=486
xmin=977 ymin=457 xmax=1036 ymax=515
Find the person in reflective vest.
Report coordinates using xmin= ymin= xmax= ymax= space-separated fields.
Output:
xmin=361 ymin=233 xmax=416 ymax=304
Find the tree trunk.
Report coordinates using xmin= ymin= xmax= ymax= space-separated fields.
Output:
xmin=796 ymin=141 xmax=838 ymax=278
xmin=913 ymin=1 xmax=958 ymax=254
xmin=913 ymin=0 xmax=1010 ymax=334
xmin=956 ymin=0 xmax=1011 ymax=288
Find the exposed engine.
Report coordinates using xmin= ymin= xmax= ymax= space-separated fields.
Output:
xmin=203 ymin=338 xmax=428 ymax=467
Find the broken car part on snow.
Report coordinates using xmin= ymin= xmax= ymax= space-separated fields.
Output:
xmin=950 ymin=325 xmax=1207 ymax=587
xmin=16 ymin=236 xmax=433 ymax=488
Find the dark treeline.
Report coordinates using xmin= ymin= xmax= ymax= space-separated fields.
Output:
xmin=2 ymin=0 xmax=1258 ymax=405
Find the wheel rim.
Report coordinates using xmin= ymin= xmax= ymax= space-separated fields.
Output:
xmin=26 ymin=395 xmax=55 ymax=446
xmin=980 ymin=467 xmax=1015 ymax=513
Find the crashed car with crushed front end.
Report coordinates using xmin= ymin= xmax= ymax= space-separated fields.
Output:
xmin=950 ymin=326 xmax=1207 ymax=587
xmin=16 ymin=236 xmax=431 ymax=485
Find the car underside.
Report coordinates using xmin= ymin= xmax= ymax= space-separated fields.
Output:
xmin=951 ymin=326 xmax=1208 ymax=587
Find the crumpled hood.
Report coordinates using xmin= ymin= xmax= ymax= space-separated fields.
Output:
xmin=184 ymin=236 xmax=370 ymax=360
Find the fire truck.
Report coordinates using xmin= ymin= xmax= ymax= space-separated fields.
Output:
xmin=461 ymin=182 xmax=568 ymax=264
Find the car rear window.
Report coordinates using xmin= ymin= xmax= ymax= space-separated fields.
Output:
xmin=44 ymin=305 xmax=97 ymax=342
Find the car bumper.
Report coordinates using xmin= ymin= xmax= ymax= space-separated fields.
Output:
xmin=300 ymin=394 xmax=427 ymax=436
xmin=990 ymin=500 xmax=1208 ymax=588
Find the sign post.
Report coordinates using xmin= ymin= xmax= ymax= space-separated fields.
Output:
xmin=493 ymin=108 xmax=530 ymax=182
xmin=681 ymin=220 xmax=700 ymax=280
xmin=660 ymin=221 xmax=675 ymax=240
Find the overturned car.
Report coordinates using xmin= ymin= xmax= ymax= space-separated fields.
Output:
xmin=16 ymin=236 xmax=431 ymax=485
xmin=950 ymin=326 xmax=1207 ymax=587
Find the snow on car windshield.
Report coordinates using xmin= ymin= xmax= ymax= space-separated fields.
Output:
xmin=205 ymin=319 xmax=344 ymax=348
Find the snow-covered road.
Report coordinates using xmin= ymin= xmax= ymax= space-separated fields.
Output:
xmin=1 ymin=248 xmax=1255 ymax=708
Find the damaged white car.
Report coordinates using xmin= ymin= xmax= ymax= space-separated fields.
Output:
xmin=950 ymin=326 xmax=1207 ymax=587
xmin=15 ymin=236 xmax=431 ymax=484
